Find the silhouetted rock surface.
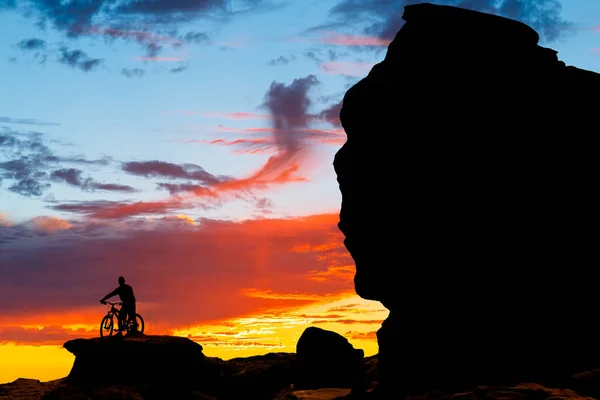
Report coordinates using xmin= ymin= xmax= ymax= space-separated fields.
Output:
xmin=64 ymin=335 xmax=206 ymax=392
xmin=6 ymin=350 xmax=600 ymax=400
xmin=208 ymin=352 xmax=296 ymax=400
xmin=0 ymin=334 xmax=296 ymax=400
xmin=295 ymin=327 xmax=365 ymax=390
xmin=333 ymin=1 xmax=600 ymax=398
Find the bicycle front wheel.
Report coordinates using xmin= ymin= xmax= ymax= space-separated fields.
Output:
xmin=100 ymin=315 xmax=114 ymax=337
xmin=134 ymin=314 xmax=145 ymax=334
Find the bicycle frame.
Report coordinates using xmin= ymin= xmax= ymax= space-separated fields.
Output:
xmin=105 ymin=302 xmax=133 ymax=328
xmin=101 ymin=301 xmax=143 ymax=337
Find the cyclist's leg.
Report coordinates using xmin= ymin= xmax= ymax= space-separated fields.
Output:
xmin=117 ymin=310 xmax=126 ymax=332
xmin=131 ymin=306 xmax=137 ymax=331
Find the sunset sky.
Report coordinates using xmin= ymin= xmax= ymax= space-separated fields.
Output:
xmin=1 ymin=0 xmax=600 ymax=384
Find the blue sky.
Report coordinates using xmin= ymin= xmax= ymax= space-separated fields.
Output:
xmin=1 ymin=0 xmax=600 ymax=224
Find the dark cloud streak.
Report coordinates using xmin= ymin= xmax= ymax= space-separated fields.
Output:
xmin=122 ymin=160 xmax=230 ymax=185
xmin=122 ymin=67 xmax=145 ymax=77
xmin=0 ymin=128 xmax=119 ymax=197
xmin=50 ymin=168 xmax=137 ymax=193
xmin=58 ymin=46 xmax=102 ymax=71
xmin=0 ymin=116 xmax=60 ymax=126
xmin=17 ymin=38 xmax=47 ymax=50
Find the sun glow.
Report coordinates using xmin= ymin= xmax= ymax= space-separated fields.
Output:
xmin=0 ymin=294 xmax=388 ymax=384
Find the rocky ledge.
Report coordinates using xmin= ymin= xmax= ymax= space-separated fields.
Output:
xmin=0 ymin=327 xmax=368 ymax=400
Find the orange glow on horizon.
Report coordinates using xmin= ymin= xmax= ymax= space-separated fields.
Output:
xmin=0 ymin=212 xmax=387 ymax=384
xmin=0 ymin=295 xmax=388 ymax=384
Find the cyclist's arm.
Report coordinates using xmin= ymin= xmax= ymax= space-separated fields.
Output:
xmin=100 ymin=287 xmax=119 ymax=302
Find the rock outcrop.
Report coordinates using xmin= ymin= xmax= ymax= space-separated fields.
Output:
xmin=295 ymin=327 xmax=365 ymax=390
xmin=6 ymin=349 xmax=600 ymax=400
xmin=18 ymin=334 xmax=299 ymax=400
xmin=333 ymin=2 xmax=600 ymax=397
xmin=64 ymin=335 xmax=207 ymax=393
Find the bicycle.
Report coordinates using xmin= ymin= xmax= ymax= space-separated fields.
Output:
xmin=100 ymin=301 xmax=145 ymax=337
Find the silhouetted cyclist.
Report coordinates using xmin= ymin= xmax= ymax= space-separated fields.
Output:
xmin=100 ymin=276 xmax=137 ymax=336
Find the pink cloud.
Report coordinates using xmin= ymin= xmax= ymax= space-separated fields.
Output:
xmin=204 ymin=112 xmax=273 ymax=120
xmin=30 ymin=216 xmax=72 ymax=233
xmin=318 ymin=33 xmax=391 ymax=47
xmin=0 ymin=213 xmax=353 ymax=331
xmin=55 ymin=75 xmax=323 ymax=220
xmin=0 ymin=214 xmax=14 ymax=227
xmin=321 ymin=61 xmax=375 ymax=77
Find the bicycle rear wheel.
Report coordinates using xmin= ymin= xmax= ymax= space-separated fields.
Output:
xmin=100 ymin=315 xmax=114 ymax=337
xmin=134 ymin=313 xmax=145 ymax=334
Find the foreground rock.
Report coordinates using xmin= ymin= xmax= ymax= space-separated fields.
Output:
xmin=5 ymin=352 xmax=600 ymax=399
xmin=3 ymin=334 xmax=296 ymax=400
xmin=63 ymin=334 xmax=207 ymax=394
xmin=333 ymin=2 xmax=600 ymax=397
xmin=0 ymin=378 xmax=63 ymax=400
xmin=295 ymin=327 xmax=364 ymax=390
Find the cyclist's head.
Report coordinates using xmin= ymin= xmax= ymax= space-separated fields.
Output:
xmin=118 ymin=276 xmax=125 ymax=285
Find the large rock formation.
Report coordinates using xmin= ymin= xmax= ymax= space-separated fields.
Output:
xmin=333 ymin=2 xmax=600 ymax=397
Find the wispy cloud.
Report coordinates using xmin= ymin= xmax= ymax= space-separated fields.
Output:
xmin=0 ymin=116 xmax=60 ymax=127
xmin=0 ymin=128 xmax=118 ymax=197
xmin=54 ymin=75 xmax=323 ymax=219
xmin=321 ymin=61 xmax=375 ymax=77
xmin=122 ymin=67 xmax=145 ymax=77
xmin=317 ymin=32 xmax=392 ymax=47
xmin=133 ymin=56 xmax=184 ymax=62
xmin=203 ymin=112 xmax=274 ymax=120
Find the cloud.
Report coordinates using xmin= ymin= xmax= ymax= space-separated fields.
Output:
xmin=0 ymin=213 xmax=353 ymax=329
xmin=2 ymin=0 xmax=267 ymax=62
xmin=134 ymin=56 xmax=184 ymax=62
xmin=312 ymin=318 xmax=384 ymax=325
xmin=17 ymin=38 xmax=47 ymax=50
xmin=345 ymin=330 xmax=377 ymax=340
xmin=202 ymin=112 xmax=273 ymax=120
xmin=58 ymin=47 xmax=102 ymax=71
xmin=55 ymin=76 xmax=324 ymax=220
xmin=318 ymin=101 xmax=343 ymax=128
xmin=122 ymin=160 xmax=229 ymax=186
xmin=50 ymin=168 xmax=137 ymax=193
xmin=0 ymin=116 xmax=60 ymax=127
xmin=180 ymin=31 xmax=211 ymax=44
xmin=183 ymin=126 xmax=345 ymax=154
xmin=75 ymin=26 xmax=197 ymax=56
xmin=30 ymin=216 xmax=72 ymax=233
xmin=0 ymin=214 xmax=14 ymax=227
xmin=321 ymin=61 xmax=375 ymax=77
xmin=253 ymin=75 xmax=320 ymax=178
xmin=316 ymin=32 xmax=392 ymax=47
xmin=0 ymin=325 xmax=93 ymax=345
xmin=328 ymin=0 xmax=571 ymax=43
xmin=122 ymin=68 xmax=145 ymax=77
xmin=0 ymin=130 xmax=55 ymax=197
xmin=268 ymin=55 xmax=295 ymax=66
xmin=169 ymin=66 xmax=187 ymax=73
xmin=0 ymin=128 xmax=116 ymax=197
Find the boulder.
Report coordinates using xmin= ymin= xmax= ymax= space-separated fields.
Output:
xmin=295 ymin=327 xmax=364 ymax=390
xmin=63 ymin=335 xmax=206 ymax=394
xmin=333 ymin=1 xmax=600 ymax=397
